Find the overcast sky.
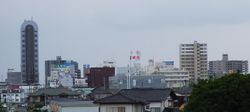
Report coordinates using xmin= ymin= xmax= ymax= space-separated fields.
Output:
xmin=1 ymin=0 xmax=250 ymax=83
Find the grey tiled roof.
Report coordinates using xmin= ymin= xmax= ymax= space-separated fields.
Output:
xmin=91 ymin=86 xmax=120 ymax=94
xmin=94 ymin=92 xmax=148 ymax=104
xmin=174 ymin=87 xmax=192 ymax=95
xmin=50 ymin=99 xmax=97 ymax=107
xmin=95 ymin=88 xmax=175 ymax=104
xmin=119 ymin=88 xmax=174 ymax=102
xmin=29 ymin=87 xmax=80 ymax=96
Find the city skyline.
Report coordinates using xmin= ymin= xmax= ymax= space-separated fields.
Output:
xmin=1 ymin=0 xmax=250 ymax=83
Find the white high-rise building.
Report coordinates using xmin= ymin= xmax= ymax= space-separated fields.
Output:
xmin=180 ymin=41 xmax=208 ymax=83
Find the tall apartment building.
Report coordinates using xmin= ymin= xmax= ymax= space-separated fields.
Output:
xmin=21 ymin=20 xmax=39 ymax=85
xmin=180 ymin=41 xmax=208 ymax=83
xmin=209 ymin=54 xmax=248 ymax=78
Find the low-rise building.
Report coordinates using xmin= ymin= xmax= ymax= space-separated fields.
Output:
xmin=174 ymin=87 xmax=192 ymax=109
xmin=0 ymin=86 xmax=22 ymax=103
xmin=88 ymin=87 xmax=119 ymax=100
xmin=28 ymin=87 xmax=81 ymax=107
xmin=95 ymin=92 xmax=148 ymax=112
xmin=152 ymin=68 xmax=190 ymax=88
xmin=112 ymin=60 xmax=189 ymax=89
xmin=110 ymin=72 xmax=189 ymax=89
xmin=49 ymin=100 xmax=98 ymax=112
xmin=95 ymin=88 xmax=178 ymax=112
xmin=74 ymin=78 xmax=88 ymax=88
xmin=0 ymin=84 xmax=25 ymax=104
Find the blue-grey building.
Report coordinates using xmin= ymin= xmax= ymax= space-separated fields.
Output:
xmin=209 ymin=54 xmax=248 ymax=78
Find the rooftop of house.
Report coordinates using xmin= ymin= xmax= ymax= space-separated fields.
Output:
xmin=174 ymin=87 xmax=192 ymax=95
xmin=72 ymin=87 xmax=94 ymax=95
xmin=50 ymin=99 xmax=98 ymax=107
xmin=94 ymin=92 xmax=148 ymax=105
xmin=29 ymin=86 xmax=80 ymax=96
xmin=119 ymin=88 xmax=176 ymax=102
xmin=95 ymin=88 xmax=176 ymax=104
xmin=90 ymin=86 xmax=120 ymax=95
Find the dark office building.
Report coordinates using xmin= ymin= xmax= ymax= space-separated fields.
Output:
xmin=86 ymin=67 xmax=115 ymax=88
xmin=6 ymin=71 xmax=22 ymax=85
xmin=21 ymin=20 xmax=39 ymax=85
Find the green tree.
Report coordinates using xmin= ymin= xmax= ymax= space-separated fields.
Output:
xmin=0 ymin=103 xmax=6 ymax=112
xmin=184 ymin=73 xmax=250 ymax=112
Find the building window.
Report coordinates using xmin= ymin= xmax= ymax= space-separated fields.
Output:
xmin=106 ymin=107 xmax=125 ymax=112
xmin=161 ymin=79 xmax=165 ymax=83
xmin=151 ymin=107 xmax=161 ymax=112
xmin=119 ymin=80 xmax=123 ymax=84
xmin=133 ymin=79 xmax=136 ymax=87
xmin=148 ymin=79 xmax=152 ymax=84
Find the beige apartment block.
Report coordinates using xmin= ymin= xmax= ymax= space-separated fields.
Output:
xmin=180 ymin=41 xmax=208 ymax=83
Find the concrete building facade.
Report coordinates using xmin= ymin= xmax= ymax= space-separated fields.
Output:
xmin=45 ymin=56 xmax=81 ymax=88
xmin=21 ymin=20 xmax=39 ymax=85
xmin=85 ymin=67 xmax=115 ymax=88
xmin=180 ymin=41 xmax=208 ymax=83
xmin=111 ymin=60 xmax=190 ymax=89
xmin=6 ymin=71 xmax=22 ymax=85
xmin=209 ymin=54 xmax=248 ymax=78
xmin=110 ymin=73 xmax=189 ymax=89
xmin=0 ymin=85 xmax=24 ymax=104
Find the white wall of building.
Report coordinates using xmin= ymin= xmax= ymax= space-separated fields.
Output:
xmin=0 ymin=93 xmax=22 ymax=103
xmin=74 ymin=78 xmax=88 ymax=87
xmin=149 ymin=102 xmax=162 ymax=111
xmin=61 ymin=107 xmax=98 ymax=112
xmin=100 ymin=104 xmax=137 ymax=112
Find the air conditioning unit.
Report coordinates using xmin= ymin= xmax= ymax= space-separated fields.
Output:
xmin=144 ymin=105 xmax=150 ymax=112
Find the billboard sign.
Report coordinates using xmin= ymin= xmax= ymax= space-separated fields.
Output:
xmin=48 ymin=63 xmax=75 ymax=88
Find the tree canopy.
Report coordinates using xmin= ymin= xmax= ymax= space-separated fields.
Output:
xmin=185 ymin=73 xmax=250 ymax=112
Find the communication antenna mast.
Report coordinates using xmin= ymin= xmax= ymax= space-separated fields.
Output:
xmin=127 ymin=51 xmax=133 ymax=89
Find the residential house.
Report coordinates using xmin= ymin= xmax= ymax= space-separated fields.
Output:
xmin=0 ymin=84 xmax=23 ymax=104
xmin=88 ymin=86 xmax=119 ymax=100
xmin=49 ymin=99 xmax=98 ymax=112
xmin=174 ymin=87 xmax=192 ymax=111
xmin=95 ymin=92 xmax=148 ymax=112
xmin=95 ymin=88 xmax=178 ymax=112
xmin=119 ymin=88 xmax=177 ymax=112
xmin=28 ymin=86 xmax=81 ymax=107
